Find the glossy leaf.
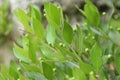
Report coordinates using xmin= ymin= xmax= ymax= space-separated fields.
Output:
xmin=9 ymin=61 xmax=19 ymax=79
xmin=29 ymin=4 xmax=42 ymax=21
xmin=80 ymin=0 xmax=100 ymax=27
xmin=75 ymin=26 xmax=84 ymax=55
xmin=55 ymin=44 xmax=75 ymax=60
xmin=13 ymin=43 xmax=31 ymax=63
xmin=44 ymin=2 xmax=63 ymax=28
xmin=109 ymin=31 xmax=120 ymax=46
xmin=40 ymin=43 xmax=66 ymax=61
xmin=79 ymin=59 xmax=93 ymax=74
xmin=90 ymin=43 xmax=103 ymax=73
xmin=73 ymin=67 xmax=87 ymax=80
xmin=64 ymin=62 xmax=73 ymax=77
xmin=46 ymin=24 xmax=56 ymax=46
xmin=42 ymin=62 xmax=54 ymax=80
xmin=22 ymin=35 xmax=29 ymax=53
xmin=22 ymin=35 xmax=37 ymax=63
xmin=14 ymin=8 xmax=32 ymax=32
xmin=32 ymin=18 xmax=44 ymax=39
xmin=55 ymin=64 xmax=66 ymax=80
xmin=20 ymin=63 xmax=41 ymax=73
xmin=28 ymin=35 xmax=37 ymax=63
xmin=63 ymin=21 xmax=73 ymax=44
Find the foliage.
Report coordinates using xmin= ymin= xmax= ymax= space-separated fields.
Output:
xmin=1 ymin=0 xmax=120 ymax=80
xmin=0 ymin=0 xmax=12 ymax=44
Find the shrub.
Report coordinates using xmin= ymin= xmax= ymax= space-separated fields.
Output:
xmin=0 ymin=0 xmax=120 ymax=80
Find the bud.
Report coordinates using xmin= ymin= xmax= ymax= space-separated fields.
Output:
xmin=19 ymin=59 xmax=22 ymax=62
xmin=59 ymin=43 xmax=63 ymax=46
xmin=92 ymin=36 xmax=95 ymax=39
xmin=102 ymin=12 xmax=106 ymax=16
xmin=43 ymin=9 xmax=46 ymax=12
xmin=17 ymin=67 xmax=21 ymax=71
xmin=65 ymin=75 xmax=69 ymax=79
xmin=53 ymin=68 xmax=56 ymax=72
xmin=63 ymin=44 xmax=66 ymax=47
xmin=117 ymin=28 xmax=120 ymax=31
xmin=38 ymin=57 xmax=42 ymax=61
xmin=108 ymin=54 xmax=112 ymax=58
xmin=44 ymin=14 xmax=46 ymax=16
xmin=73 ymin=27 xmax=77 ymax=32
xmin=89 ymin=71 xmax=94 ymax=75
xmin=85 ymin=48 xmax=89 ymax=52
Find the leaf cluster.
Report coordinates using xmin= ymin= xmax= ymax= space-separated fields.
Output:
xmin=1 ymin=0 xmax=120 ymax=80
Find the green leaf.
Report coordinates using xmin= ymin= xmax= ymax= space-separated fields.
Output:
xmin=79 ymin=59 xmax=93 ymax=74
xmin=90 ymin=43 xmax=103 ymax=73
xmin=80 ymin=0 xmax=100 ymax=27
xmin=29 ymin=4 xmax=42 ymax=21
xmin=14 ymin=8 xmax=32 ymax=32
xmin=39 ymin=43 xmax=54 ymax=59
xmin=40 ymin=43 xmax=66 ymax=61
xmin=55 ymin=44 xmax=76 ymax=60
xmin=64 ymin=62 xmax=73 ymax=77
xmin=114 ymin=53 xmax=120 ymax=75
xmin=9 ymin=61 xmax=19 ymax=79
xmin=63 ymin=21 xmax=73 ymax=44
xmin=55 ymin=64 xmax=66 ymax=80
xmin=22 ymin=35 xmax=37 ymax=63
xmin=20 ymin=63 xmax=41 ymax=73
xmin=54 ymin=49 xmax=66 ymax=61
xmin=28 ymin=35 xmax=37 ymax=63
xmin=0 ymin=65 xmax=9 ymax=79
xmin=0 ymin=64 xmax=15 ymax=80
xmin=109 ymin=31 xmax=120 ymax=46
xmin=73 ymin=67 xmax=87 ymax=80
xmin=98 ymin=69 xmax=107 ymax=80
xmin=32 ymin=18 xmax=44 ymax=39
xmin=42 ymin=62 xmax=54 ymax=80
xmin=46 ymin=24 xmax=56 ymax=46
xmin=75 ymin=26 xmax=84 ymax=55
xmin=110 ymin=19 xmax=120 ymax=29
xmin=13 ymin=43 xmax=31 ymax=63
xmin=19 ymin=75 xmax=29 ymax=80
xmin=44 ymin=2 xmax=63 ymax=28
xmin=26 ymin=72 xmax=48 ymax=80
xmin=89 ymin=72 xmax=96 ymax=80
xmin=22 ymin=35 xmax=29 ymax=53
